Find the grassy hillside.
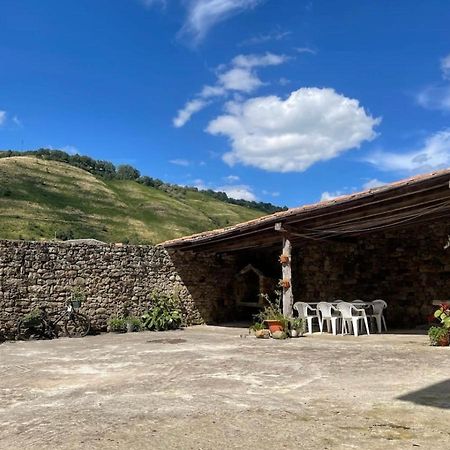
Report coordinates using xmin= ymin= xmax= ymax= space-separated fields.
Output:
xmin=0 ymin=157 xmax=266 ymax=243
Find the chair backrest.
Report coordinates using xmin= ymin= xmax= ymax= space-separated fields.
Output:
xmin=336 ymin=302 xmax=357 ymax=319
xmin=317 ymin=302 xmax=336 ymax=318
xmin=352 ymin=299 xmax=365 ymax=304
xmin=372 ymin=299 xmax=387 ymax=308
xmin=334 ymin=299 xmax=344 ymax=303
xmin=293 ymin=302 xmax=309 ymax=318
xmin=371 ymin=299 xmax=387 ymax=314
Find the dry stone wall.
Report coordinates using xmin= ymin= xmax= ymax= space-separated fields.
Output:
xmin=0 ymin=241 xmax=203 ymax=337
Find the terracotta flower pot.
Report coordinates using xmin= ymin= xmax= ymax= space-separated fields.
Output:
xmin=264 ymin=320 xmax=284 ymax=333
xmin=279 ymin=254 xmax=290 ymax=264
xmin=438 ymin=334 xmax=450 ymax=346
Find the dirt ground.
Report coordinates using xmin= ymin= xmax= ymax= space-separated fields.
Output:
xmin=1 ymin=326 xmax=449 ymax=449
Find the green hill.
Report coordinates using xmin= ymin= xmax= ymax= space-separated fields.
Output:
xmin=0 ymin=156 xmax=266 ymax=244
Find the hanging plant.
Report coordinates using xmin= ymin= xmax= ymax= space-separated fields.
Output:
xmin=279 ymin=254 xmax=290 ymax=264
xmin=279 ymin=279 xmax=291 ymax=289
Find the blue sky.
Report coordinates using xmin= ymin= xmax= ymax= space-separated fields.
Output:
xmin=1 ymin=0 xmax=449 ymax=207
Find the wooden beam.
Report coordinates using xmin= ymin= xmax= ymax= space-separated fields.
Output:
xmin=281 ymin=235 xmax=293 ymax=317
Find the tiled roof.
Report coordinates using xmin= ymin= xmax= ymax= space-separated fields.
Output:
xmin=162 ymin=167 xmax=450 ymax=249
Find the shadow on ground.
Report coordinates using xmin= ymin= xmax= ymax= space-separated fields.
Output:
xmin=397 ymin=379 xmax=450 ymax=409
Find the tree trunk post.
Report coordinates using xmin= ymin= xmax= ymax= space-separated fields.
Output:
xmin=282 ymin=235 xmax=293 ymax=317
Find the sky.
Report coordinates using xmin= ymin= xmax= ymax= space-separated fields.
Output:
xmin=1 ymin=0 xmax=449 ymax=207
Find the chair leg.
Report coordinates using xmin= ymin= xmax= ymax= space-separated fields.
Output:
xmin=375 ymin=315 xmax=382 ymax=333
xmin=331 ymin=318 xmax=337 ymax=335
xmin=326 ymin=319 xmax=330 ymax=333
xmin=319 ymin=318 xmax=323 ymax=333
xmin=382 ymin=315 xmax=387 ymax=331
xmin=307 ymin=317 xmax=313 ymax=334
xmin=364 ymin=316 xmax=370 ymax=335
xmin=352 ymin=317 xmax=359 ymax=336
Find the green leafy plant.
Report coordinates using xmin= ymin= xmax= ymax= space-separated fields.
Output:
xmin=22 ymin=308 xmax=44 ymax=327
xmin=70 ymin=287 xmax=86 ymax=308
xmin=433 ymin=304 xmax=450 ymax=328
xmin=428 ymin=325 xmax=449 ymax=346
xmin=290 ymin=317 xmax=305 ymax=334
xmin=126 ymin=316 xmax=143 ymax=332
xmin=107 ymin=317 xmax=127 ymax=333
xmin=249 ymin=322 xmax=266 ymax=332
xmin=141 ymin=292 xmax=183 ymax=331
xmin=428 ymin=304 xmax=450 ymax=346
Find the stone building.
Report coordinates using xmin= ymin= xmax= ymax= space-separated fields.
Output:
xmin=1 ymin=168 xmax=450 ymax=336
xmin=163 ymin=168 xmax=450 ymax=328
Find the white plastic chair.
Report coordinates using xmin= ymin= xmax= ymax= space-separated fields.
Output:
xmin=352 ymin=299 xmax=365 ymax=305
xmin=336 ymin=302 xmax=370 ymax=336
xmin=316 ymin=302 xmax=341 ymax=335
xmin=368 ymin=299 xmax=387 ymax=333
xmin=293 ymin=302 xmax=319 ymax=334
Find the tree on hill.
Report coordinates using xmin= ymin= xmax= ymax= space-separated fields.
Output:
xmin=0 ymin=149 xmax=286 ymax=213
xmin=117 ymin=164 xmax=140 ymax=180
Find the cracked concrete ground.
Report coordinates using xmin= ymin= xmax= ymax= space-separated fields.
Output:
xmin=0 ymin=326 xmax=449 ymax=449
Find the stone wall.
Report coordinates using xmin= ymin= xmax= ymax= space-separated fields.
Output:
xmin=1 ymin=220 xmax=449 ymax=335
xmin=0 ymin=241 xmax=203 ymax=337
xmin=167 ymin=249 xmax=239 ymax=323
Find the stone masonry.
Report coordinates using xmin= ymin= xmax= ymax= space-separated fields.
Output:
xmin=0 ymin=241 xmax=203 ymax=337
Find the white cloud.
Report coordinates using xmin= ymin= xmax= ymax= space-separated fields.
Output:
xmin=224 ymin=174 xmax=240 ymax=182
xmin=217 ymin=184 xmax=256 ymax=201
xmin=441 ymin=54 xmax=450 ymax=80
xmin=12 ymin=115 xmax=22 ymax=127
xmin=62 ymin=145 xmax=79 ymax=155
xmin=416 ymin=85 xmax=450 ymax=111
xmin=173 ymin=99 xmax=209 ymax=128
xmin=217 ymin=67 xmax=263 ymax=92
xmin=169 ymin=158 xmax=191 ymax=166
xmin=207 ymin=87 xmax=380 ymax=172
xmin=0 ymin=111 xmax=6 ymax=126
xmin=362 ymin=178 xmax=386 ymax=190
xmin=366 ymin=129 xmax=450 ymax=173
xmin=174 ymin=52 xmax=287 ymax=126
xmin=140 ymin=0 xmax=166 ymax=7
xmin=417 ymin=53 xmax=450 ymax=111
xmin=262 ymin=189 xmax=279 ymax=197
xmin=180 ymin=0 xmax=263 ymax=44
xmin=296 ymin=47 xmax=316 ymax=55
xmin=320 ymin=191 xmax=344 ymax=201
xmin=239 ymin=29 xmax=291 ymax=46
xmin=231 ymin=52 xmax=288 ymax=68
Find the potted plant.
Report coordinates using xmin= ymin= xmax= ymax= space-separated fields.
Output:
xmin=428 ymin=304 xmax=450 ymax=346
xmin=428 ymin=326 xmax=449 ymax=346
xmin=70 ymin=287 xmax=85 ymax=310
xmin=279 ymin=279 xmax=291 ymax=289
xmin=279 ymin=254 xmax=290 ymax=264
xmin=289 ymin=317 xmax=305 ymax=337
xmin=255 ymin=292 xmax=289 ymax=334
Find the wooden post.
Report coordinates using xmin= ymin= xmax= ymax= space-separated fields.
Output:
xmin=282 ymin=235 xmax=293 ymax=317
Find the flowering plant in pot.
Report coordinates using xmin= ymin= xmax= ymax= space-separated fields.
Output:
xmin=428 ymin=304 xmax=450 ymax=346
xmin=279 ymin=254 xmax=290 ymax=265
xmin=70 ymin=287 xmax=85 ymax=310
xmin=255 ymin=291 xmax=289 ymax=334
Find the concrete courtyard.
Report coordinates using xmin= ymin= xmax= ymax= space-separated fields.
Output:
xmin=0 ymin=326 xmax=449 ymax=449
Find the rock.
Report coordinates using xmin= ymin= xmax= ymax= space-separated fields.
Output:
xmin=271 ymin=331 xmax=287 ymax=340
xmin=255 ymin=329 xmax=270 ymax=339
